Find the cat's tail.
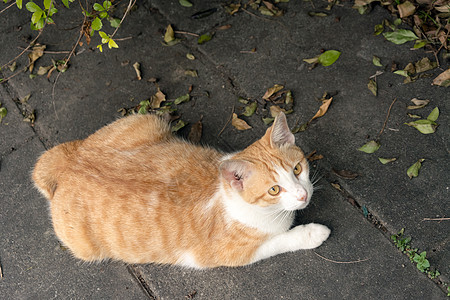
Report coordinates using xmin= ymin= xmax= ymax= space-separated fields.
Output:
xmin=32 ymin=140 xmax=82 ymax=201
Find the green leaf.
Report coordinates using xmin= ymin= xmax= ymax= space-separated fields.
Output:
xmin=109 ymin=18 xmax=120 ymax=28
xmin=407 ymin=159 xmax=425 ymax=179
xmin=383 ymin=29 xmax=418 ymax=45
xmin=404 ymin=119 xmax=437 ymax=134
xmin=0 ymin=106 xmax=7 ymax=122
xmin=62 ymin=0 xmax=69 ymax=8
xmin=99 ymin=11 xmax=108 ymax=19
xmin=93 ymin=3 xmax=104 ymax=11
xmin=413 ymin=40 xmax=427 ymax=49
xmin=103 ymin=0 xmax=111 ymax=10
xmin=108 ymin=38 xmax=118 ymax=49
xmin=242 ymin=102 xmax=257 ymax=117
xmin=427 ymin=107 xmax=439 ymax=122
xmin=97 ymin=44 xmax=103 ymax=52
xmin=378 ymin=157 xmax=397 ymax=164
xmin=91 ymin=17 xmax=102 ymax=31
xmin=16 ymin=0 xmax=22 ymax=9
xmin=394 ymin=70 xmax=409 ymax=77
xmin=198 ymin=34 xmax=213 ymax=45
xmin=43 ymin=0 xmax=51 ymax=10
xmin=318 ymin=50 xmax=341 ymax=66
xmin=174 ymin=94 xmax=190 ymax=105
xmin=171 ymin=120 xmax=187 ymax=133
xmin=48 ymin=7 xmax=57 ymax=16
xmin=26 ymin=2 xmax=42 ymax=12
xmin=374 ymin=23 xmax=384 ymax=35
xmin=368 ymin=79 xmax=377 ymax=96
xmin=31 ymin=11 xmax=43 ymax=24
xmin=262 ymin=117 xmax=275 ymax=125
xmin=358 ymin=140 xmax=380 ymax=153
xmin=164 ymin=24 xmax=175 ymax=43
xmin=98 ymin=31 xmax=108 ymax=39
xmin=179 ymin=0 xmax=193 ymax=7
xmin=372 ymin=56 xmax=382 ymax=67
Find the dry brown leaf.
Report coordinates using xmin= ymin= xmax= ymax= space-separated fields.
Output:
xmin=270 ymin=105 xmax=285 ymax=118
xmin=133 ymin=62 xmax=142 ymax=80
xmin=263 ymin=84 xmax=284 ymax=100
xmin=150 ymin=89 xmax=166 ymax=109
xmin=231 ymin=113 xmax=251 ymax=130
xmin=28 ymin=44 xmax=46 ymax=72
xmin=432 ymin=68 xmax=450 ymax=87
xmin=188 ymin=119 xmax=203 ymax=143
xmin=407 ymin=98 xmax=430 ymax=109
xmin=310 ymin=97 xmax=333 ymax=122
xmin=332 ymin=169 xmax=359 ymax=179
xmin=398 ymin=1 xmax=416 ymax=18
xmin=306 ymin=150 xmax=324 ymax=162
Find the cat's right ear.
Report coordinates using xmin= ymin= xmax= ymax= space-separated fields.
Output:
xmin=219 ymin=160 xmax=252 ymax=192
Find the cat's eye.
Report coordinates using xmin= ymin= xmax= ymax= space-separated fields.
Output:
xmin=268 ymin=185 xmax=281 ymax=196
xmin=293 ymin=163 xmax=302 ymax=176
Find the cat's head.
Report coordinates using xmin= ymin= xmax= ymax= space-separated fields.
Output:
xmin=220 ymin=113 xmax=313 ymax=211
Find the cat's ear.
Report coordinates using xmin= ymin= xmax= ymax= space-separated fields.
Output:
xmin=219 ymin=159 xmax=253 ymax=192
xmin=263 ymin=112 xmax=295 ymax=148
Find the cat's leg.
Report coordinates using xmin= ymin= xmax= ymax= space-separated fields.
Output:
xmin=250 ymin=223 xmax=330 ymax=264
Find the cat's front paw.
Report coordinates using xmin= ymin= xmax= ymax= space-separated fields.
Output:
xmin=290 ymin=223 xmax=331 ymax=250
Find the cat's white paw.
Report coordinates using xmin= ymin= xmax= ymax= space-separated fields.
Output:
xmin=289 ymin=223 xmax=331 ymax=250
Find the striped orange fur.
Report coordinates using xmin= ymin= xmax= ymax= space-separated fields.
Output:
xmin=32 ymin=113 xmax=330 ymax=268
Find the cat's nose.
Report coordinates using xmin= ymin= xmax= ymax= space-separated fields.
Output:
xmin=297 ymin=190 xmax=308 ymax=202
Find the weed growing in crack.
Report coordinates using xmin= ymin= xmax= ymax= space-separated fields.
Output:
xmin=391 ymin=228 xmax=441 ymax=279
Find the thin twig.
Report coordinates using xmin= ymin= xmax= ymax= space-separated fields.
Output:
xmin=376 ymin=98 xmax=397 ymax=141
xmin=17 ymin=47 xmax=71 ymax=54
xmin=0 ymin=1 xmax=15 ymax=15
xmin=110 ymin=0 xmax=136 ymax=38
xmin=1 ymin=30 xmax=44 ymax=71
xmin=218 ymin=105 xmax=235 ymax=137
xmin=313 ymin=251 xmax=370 ymax=264
xmin=174 ymin=31 xmax=199 ymax=37
xmin=421 ymin=217 xmax=449 ymax=222
xmin=0 ymin=259 xmax=3 ymax=278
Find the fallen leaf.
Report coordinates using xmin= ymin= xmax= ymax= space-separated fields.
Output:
xmin=368 ymin=79 xmax=377 ymax=96
xmin=374 ymin=23 xmax=384 ymax=35
xmin=270 ymin=105 xmax=284 ymax=118
xmin=331 ymin=182 xmax=342 ymax=191
xmin=186 ymin=53 xmax=195 ymax=60
xmin=8 ymin=62 xmax=17 ymax=72
xmin=225 ymin=4 xmax=240 ymax=15
xmin=242 ymin=102 xmax=257 ymax=117
xmin=407 ymin=158 xmax=425 ymax=179
xmin=358 ymin=140 xmax=380 ymax=153
xmin=174 ymin=94 xmax=190 ymax=105
xmin=378 ymin=157 xmax=397 ymax=164
xmin=238 ymin=97 xmax=249 ymax=105
xmin=404 ymin=119 xmax=438 ymax=134
xmin=285 ymin=90 xmax=293 ymax=105
xmin=138 ymin=100 xmax=150 ymax=114
xmin=291 ymin=122 xmax=308 ymax=133
xmin=318 ymin=50 xmax=341 ymax=66
xmin=28 ymin=44 xmax=46 ymax=72
xmin=232 ymin=113 xmax=251 ymax=130
xmin=427 ymin=107 xmax=439 ymax=122
xmin=415 ymin=57 xmax=437 ymax=73
xmin=198 ymin=34 xmax=213 ymax=45
xmin=179 ymin=0 xmax=193 ymax=7
xmin=303 ymin=56 xmax=319 ymax=64
xmin=308 ymin=12 xmax=328 ymax=17
xmin=407 ymin=98 xmax=430 ymax=109
xmin=432 ymin=68 xmax=450 ymax=87
xmin=20 ymin=94 xmax=31 ymax=103
xmin=332 ymin=169 xmax=359 ymax=179
xmin=37 ymin=65 xmax=52 ymax=76
xmin=383 ymin=29 xmax=418 ymax=44
xmin=394 ymin=70 xmax=409 ymax=77
xmin=0 ymin=104 xmax=7 ymax=122
xmin=372 ymin=56 xmax=382 ymax=67
xmin=310 ymin=97 xmax=332 ymax=122
xmin=150 ymin=89 xmax=166 ymax=109
xmin=398 ymin=1 xmax=416 ymax=18
xmin=262 ymin=117 xmax=274 ymax=125
xmin=407 ymin=113 xmax=421 ymax=118
xmin=188 ymin=119 xmax=202 ymax=143
xmin=263 ymin=84 xmax=284 ymax=100
xmin=133 ymin=62 xmax=142 ymax=80
xmin=404 ymin=63 xmax=416 ymax=75
xmin=164 ymin=24 xmax=175 ymax=43
xmin=171 ymin=120 xmax=187 ymax=133
xmin=308 ymin=153 xmax=324 ymax=162
xmin=184 ymin=69 xmax=198 ymax=77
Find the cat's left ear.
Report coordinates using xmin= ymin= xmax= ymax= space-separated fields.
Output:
xmin=263 ymin=112 xmax=295 ymax=148
xmin=219 ymin=159 xmax=253 ymax=192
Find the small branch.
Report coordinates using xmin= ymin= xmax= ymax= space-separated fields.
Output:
xmin=421 ymin=217 xmax=449 ymax=222
xmin=110 ymin=0 xmax=136 ymax=39
xmin=217 ymin=105 xmax=235 ymax=137
xmin=174 ymin=30 xmax=199 ymax=37
xmin=376 ymin=98 xmax=397 ymax=141
xmin=0 ymin=2 xmax=15 ymax=15
xmin=313 ymin=251 xmax=370 ymax=264
xmin=17 ymin=47 xmax=71 ymax=54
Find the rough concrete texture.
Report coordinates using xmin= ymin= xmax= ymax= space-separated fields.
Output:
xmin=0 ymin=0 xmax=448 ymax=299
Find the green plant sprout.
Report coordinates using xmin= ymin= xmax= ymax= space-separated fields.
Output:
xmin=391 ymin=228 xmax=441 ymax=279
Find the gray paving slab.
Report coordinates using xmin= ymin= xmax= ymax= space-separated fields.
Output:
xmin=0 ymin=138 xmax=146 ymax=298
xmin=136 ymin=184 xmax=444 ymax=299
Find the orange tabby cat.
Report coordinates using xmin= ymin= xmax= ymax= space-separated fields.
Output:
xmin=32 ymin=112 xmax=330 ymax=268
